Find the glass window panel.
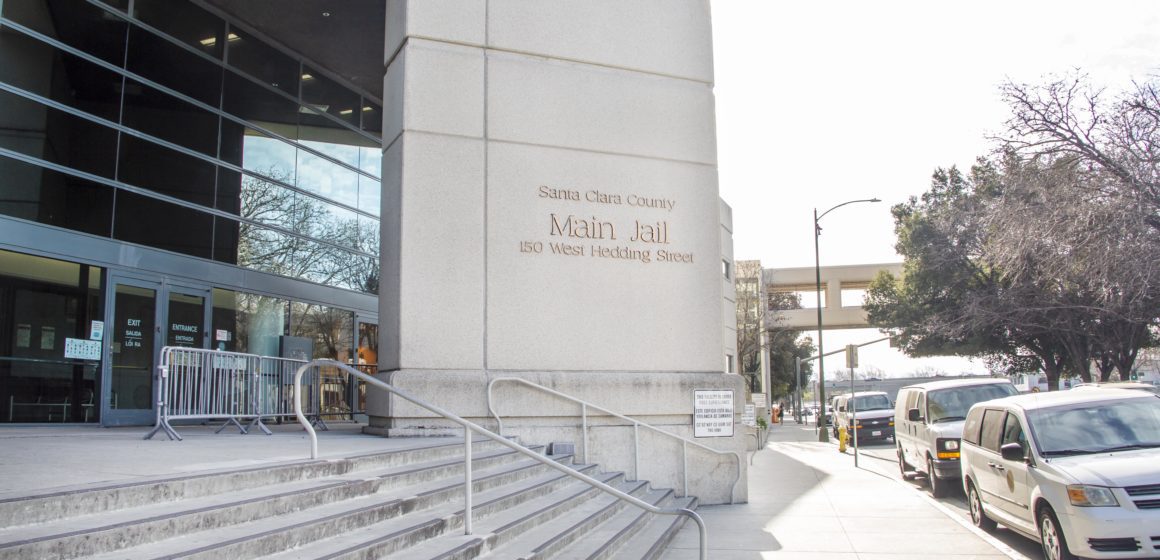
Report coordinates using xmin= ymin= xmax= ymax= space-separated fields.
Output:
xmin=210 ymin=288 xmax=285 ymax=357
xmin=300 ymin=138 xmax=360 ymax=169
xmin=0 ymin=249 xmax=103 ymax=423
xmin=234 ymin=171 xmax=361 ymax=252
xmin=120 ymin=79 xmax=220 ymax=157
xmin=95 ymin=0 xmax=129 ymax=10
xmin=296 ymin=149 xmax=358 ymax=208
xmin=235 ymin=222 xmax=375 ymax=293
xmin=357 ymin=215 xmax=379 ymax=255
xmin=358 ymin=176 xmax=380 ymax=217
xmin=222 ymin=70 xmax=299 ymax=139
xmin=0 ymin=90 xmax=118 ymax=178
xmin=360 ymin=101 xmax=381 ymax=134
xmin=300 ymin=66 xmax=359 ymax=128
xmin=0 ymin=37 xmax=123 ymax=122
xmin=125 ymin=24 xmax=222 ymax=107
xmin=2 ymin=0 xmax=128 ymax=66
xmin=117 ymin=135 xmax=216 ymax=208
xmin=212 ymin=215 xmax=239 ymax=265
xmin=112 ymin=190 xmax=214 ymax=259
xmin=224 ymin=27 xmax=299 ymax=98
xmin=239 ymin=131 xmax=296 ymax=188
xmin=0 ymin=156 xmax=114 ymax=236
xmin=215 ymin=167 xmax=242 ymax=214
xmin=359 ymin=146 xmax=381 ymax=178
xmin=131 ymin=0 xmax=225 ymax=59
xmin=217 ymin=118 xmax=244 ymax=167
xmin=289 ymin=302 xmax=354 ymax=361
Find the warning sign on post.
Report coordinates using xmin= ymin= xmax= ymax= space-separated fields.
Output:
xmin=693 ymin=389 xmax=734 ymax=438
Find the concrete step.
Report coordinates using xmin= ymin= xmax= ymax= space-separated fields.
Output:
xmin=549 ymin=491 xmax=695 ymax=560
xmin=0 ymin=437 xmax=507 ymax=528
xmin=0 ymin=444 xmax=553 ymax=560
xmin=600 ymin=496 xmax=698 ymax=560
xmin=264 ymin=468 xmax=625 ymax=560
xmin=76 ymin=456 xmax=591 ymax=560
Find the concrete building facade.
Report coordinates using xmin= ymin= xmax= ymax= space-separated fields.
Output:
xmin=1 ymin=0 xmax=745 ymax=503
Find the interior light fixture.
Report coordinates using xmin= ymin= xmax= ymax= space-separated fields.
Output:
xmin=199 ymin=33 xmax=239 ymax=47
xmin=339 ymin=109 xmax=354 ymax=115
xmin=362 ymin=106 xmax=374 ymax=112
xmin=301 ymin=73 xmax=314 ymax=81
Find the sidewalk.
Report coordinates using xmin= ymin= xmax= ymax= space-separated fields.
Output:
xmin=662 ymin=423 xmax=1019 ymax=559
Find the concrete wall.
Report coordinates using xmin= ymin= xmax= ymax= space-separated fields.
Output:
xmin=374 ymin=0 xmax=745 ymax=504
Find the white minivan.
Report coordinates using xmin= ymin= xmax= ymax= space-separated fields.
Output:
xmin=832 ymin=391 xmax=895 ymax=444
xmin=960 ymin=389 xmax=1160 ymax=560
xmin=895 ymin=378 xmax=1018 ymax=497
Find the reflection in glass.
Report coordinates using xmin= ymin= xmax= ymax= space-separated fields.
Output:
xmin=359 ymin=146 xmax=382 ymax=177
xmin=358 ymin=176 xmax=381 ymax=217
xmin=296 ymin=149 xmax=359 ymax=208
xmin=210 ymin=288 xmax=286 ymax=357
xmin=0 ymin=250 xmax=103 ymax=423
xmin=291 ymin=301 xmax=354 ymax=420
xmin=236 ymin=219 xmax=377 ymax=294
xmin=240 ymin=131 xmax=297 ymax=186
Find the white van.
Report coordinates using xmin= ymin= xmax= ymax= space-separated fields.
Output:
xmin=894 ymin=378 xmax=1017 ymax=498
xmin=832 ymin=391 xmax=895 ymax=444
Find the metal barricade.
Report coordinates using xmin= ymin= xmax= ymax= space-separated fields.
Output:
xmin=144 ymin=347 xmax=324 ymax=440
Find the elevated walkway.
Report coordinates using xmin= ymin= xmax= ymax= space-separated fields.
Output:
xmin=764 ymin=263 xmax=902 ymax=330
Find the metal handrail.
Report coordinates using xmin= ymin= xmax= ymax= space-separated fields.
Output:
xmin=486 ymin=377 xmax=744 ymax=505
xmin=292 ymin=360 xmax=708 ymax=559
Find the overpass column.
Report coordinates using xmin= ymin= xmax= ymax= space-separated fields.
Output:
xmin=826 ymin=279 xmax=842 ymax=312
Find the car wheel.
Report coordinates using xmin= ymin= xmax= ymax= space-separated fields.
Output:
xmin=898 ymin=447 xmax=916 ymax=480
xmin=1038 ymin=506 xmax=1076 ymax=560
xmin=927 ymin=456 xmax=949 ymax=498
xmin=966 ymin=480 xmax=996 ymax=532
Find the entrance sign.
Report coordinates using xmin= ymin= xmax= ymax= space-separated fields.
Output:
xmin=90 ymin=320 xmax=104 ymax=341
xmin=694 ymin=389 xmax=734 ymax=437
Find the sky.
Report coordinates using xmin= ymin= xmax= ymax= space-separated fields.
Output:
xmin=711 ymin=1 xmax=1160 ymax=378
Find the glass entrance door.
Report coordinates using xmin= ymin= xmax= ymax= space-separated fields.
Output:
xmin=103 ymin=277 xmax=210 ymax=426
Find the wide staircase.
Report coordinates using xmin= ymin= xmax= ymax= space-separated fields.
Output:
xmin=0 ymin=437 xmax=695 ymax=559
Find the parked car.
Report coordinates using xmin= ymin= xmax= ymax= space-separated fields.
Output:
xmin=895 ymin=378 xmax=1018 ymax=497
xmin=1072 ymin=381 xmax=1160 ymax=396
xmin=832 ymin=391 xmax=895 ymax=444
xmin=960 ymin=389 xmax=1160 ymax=560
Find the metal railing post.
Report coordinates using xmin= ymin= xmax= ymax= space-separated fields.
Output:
xmin=464 ymin=427 xmax=473 ymax=535
xmin=292 ymin=360 xmax=710 ymax=559
xmin=581 ymin=403 xmax=589 ymax=464
xmin=682 ymin=440 xmax=688 ymax=497
xmin=633 ymin=423 xmax=639 ymax=481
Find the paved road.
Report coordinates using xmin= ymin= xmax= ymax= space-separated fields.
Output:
xmin=853 ymin=440 xmax=1044 ymax=560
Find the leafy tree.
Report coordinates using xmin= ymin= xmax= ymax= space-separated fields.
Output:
xmin=764 ymin=291 xmax=815 ymax=411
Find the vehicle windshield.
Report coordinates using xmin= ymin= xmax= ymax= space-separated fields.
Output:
xmin=851 ymin=395 xmax=892 ymax=411
xmin=927 ymin=383 xmax=1018 ymax=423
xmin=1029 ymin=398 xmax=1160 ymax=456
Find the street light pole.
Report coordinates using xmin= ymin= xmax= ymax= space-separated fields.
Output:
xmin=813 ymin=198 xmax=880 ymax=443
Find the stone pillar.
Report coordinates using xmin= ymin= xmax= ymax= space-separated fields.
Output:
xmin=372 ymin=0 xmax=746 ymax=504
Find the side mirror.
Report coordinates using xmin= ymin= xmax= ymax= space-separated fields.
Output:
xmin=1000 ymin=442 xmax=1026 ymax=462
xmin=907 ymin=408 xmax=922 ymax=422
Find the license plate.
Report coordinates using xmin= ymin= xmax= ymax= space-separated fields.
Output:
xmin=872 ymin=430 xmax=882 ymax=436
